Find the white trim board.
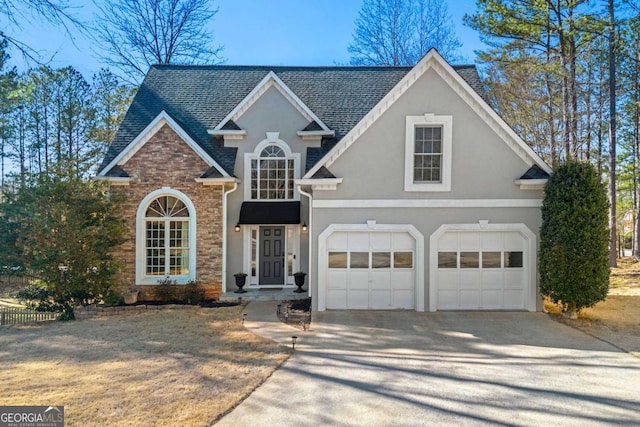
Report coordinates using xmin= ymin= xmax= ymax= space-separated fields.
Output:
xmin=98 ymin=110 xmax=229 ymax=178
xmin=303 ymin=49 xmax=552 ymax=179
xmin=313 ymin=199 xmax=543 ymax=209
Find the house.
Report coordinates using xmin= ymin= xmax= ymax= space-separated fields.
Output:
xmin=97 ymin=49 xmax=551 ymax=312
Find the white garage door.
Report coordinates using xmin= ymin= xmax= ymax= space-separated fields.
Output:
xmin=434 ymin=230 xmax=530 ymax=310
xmin=325 ymin=231 xmax=416 ymax=309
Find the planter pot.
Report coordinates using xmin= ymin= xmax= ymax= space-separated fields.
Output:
xmin=123 ymin=290 xmax=139 ymax=305
xmin=234 ymin=275 xmax=248 ymax=293
xmin=293 ymin=273 xmax=306 ymax=293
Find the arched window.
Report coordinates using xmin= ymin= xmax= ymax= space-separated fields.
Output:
xmin=251 ymin=145 xmax=295 ymax=200
xmin=136 ymin=189 xmax=196 ymax=283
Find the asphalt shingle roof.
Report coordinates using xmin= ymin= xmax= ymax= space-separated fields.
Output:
xmin=100 ymin=64 xmax=487 ymax=176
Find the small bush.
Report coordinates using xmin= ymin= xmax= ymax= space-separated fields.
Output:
xmin=155 ymin=277 xmax=178 ymax=302
xmin=103 ymin=291 xmax=124 ymax=306
xmin=182 ymin=280 xmax=205 ymax=305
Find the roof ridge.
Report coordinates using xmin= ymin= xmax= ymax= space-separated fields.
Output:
xmin=149 ymin=64 xmax=476 ymax=71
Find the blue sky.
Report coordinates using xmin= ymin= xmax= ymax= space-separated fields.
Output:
xmin=4 ymin=0 xmax=486 ymax=78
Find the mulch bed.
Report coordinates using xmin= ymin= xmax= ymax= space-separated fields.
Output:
xmin=277 ymin=298 xmax=312 ymax=330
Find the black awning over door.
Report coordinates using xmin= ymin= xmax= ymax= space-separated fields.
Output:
xmin=237 ymin=201 xmax=301 ymax=225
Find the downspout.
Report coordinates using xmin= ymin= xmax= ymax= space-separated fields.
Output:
xmin=222 ymin=181 xmax=239 ymax=293
xmin=297 ymin=184 xmax=313 ymax=297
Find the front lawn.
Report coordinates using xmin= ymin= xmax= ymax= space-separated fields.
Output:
xmin=0 ymin=306 xmax=291 ymax=426
xmin=545 ymin=257 xmax=640 ymax=358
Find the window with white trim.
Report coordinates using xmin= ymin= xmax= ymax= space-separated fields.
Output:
xmin=136 ymin=189 xmax=196 ymax=285
xmin=251 ymin=145 xmax=295 ymax=200
xmin=144 ymin=195 xmax=191 ymax=277
xmin=405 ymin=114 xmax=452 ymax=192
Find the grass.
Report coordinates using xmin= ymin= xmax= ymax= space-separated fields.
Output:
xmin=544 ymin=257 xmax=640 ymax=358
xmin=0 ymin=305 xmax=291 ymax=426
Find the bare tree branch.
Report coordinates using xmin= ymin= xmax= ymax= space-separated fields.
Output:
xmin=93 ymin=0 xmax=224 ymax=83
xmin=348 ymin=0 xmax=461 ymax=65
xmin=0 ymin=0 xmax=86 ymax=65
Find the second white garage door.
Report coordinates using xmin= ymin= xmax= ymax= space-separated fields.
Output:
xmin=325 ymin=230 xmax=416 ymax=309
xmin=431 ymin=226 xmax=534 ymax=311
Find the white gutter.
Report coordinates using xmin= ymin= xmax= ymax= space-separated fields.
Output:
xmin=297 ymin=184 xmax=313 ymax=298
xmin=222 ymin=181 xmax=239 ymax=293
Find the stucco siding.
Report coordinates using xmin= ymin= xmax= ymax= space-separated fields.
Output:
xmin=224 ymin=85 xmax=312 ymax=290
xmin=323 ymin=68 xmax=539 ymax=201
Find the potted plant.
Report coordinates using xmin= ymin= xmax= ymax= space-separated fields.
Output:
xmin=123 ymin=287 xmax=140 ymax=305
xmin=293 ymin=271 xmax=306 ymax=293
xmin=233 ymin=272 xmax=248 ymax=293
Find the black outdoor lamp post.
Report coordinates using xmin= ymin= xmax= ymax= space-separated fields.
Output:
xmin=291 ymin=336 xmax=298 ymax=350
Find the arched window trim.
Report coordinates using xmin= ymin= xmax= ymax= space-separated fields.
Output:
xmin=244 ymin=137 xmax=301 ymax=201
xmin=136 ymin=188 xmax=197 ymax=285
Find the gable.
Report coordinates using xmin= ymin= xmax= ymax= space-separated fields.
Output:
xmin=303 ymin=49 xmax=551 ymax=180
xmin=321 ymin=66 xmax=543 ymax=200
xmin=233 ymin=85 xmax=311 ymax=137
xmin=98 ymin=111 xmax=228 ymax=178
xmin=213 ymin=71 xmax=331 ymax=134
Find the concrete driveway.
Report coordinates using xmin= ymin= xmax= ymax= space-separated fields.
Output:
xmin=216 ymin=303 xmax=640 ymax=426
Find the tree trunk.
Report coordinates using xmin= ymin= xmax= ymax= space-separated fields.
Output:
xmin=608 ymin=0 xmax=617 ymax=268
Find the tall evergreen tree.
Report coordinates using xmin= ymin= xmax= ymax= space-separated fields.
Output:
xmin=539 ymin=161 xmax=610 ymax=317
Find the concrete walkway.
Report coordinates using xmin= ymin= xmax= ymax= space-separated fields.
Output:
xmin=216 ymin=302 xmax=640 ymax=426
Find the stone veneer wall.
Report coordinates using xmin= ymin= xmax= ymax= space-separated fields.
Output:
xmin=109 ymin=124 xmax=227 ymax=300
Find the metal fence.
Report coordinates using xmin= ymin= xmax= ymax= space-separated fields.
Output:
xmin=0 ymin=307 xmax=58 ymax=326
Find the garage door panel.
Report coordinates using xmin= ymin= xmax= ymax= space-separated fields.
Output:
xmin=434 ymin=228 xmax=531 ymax=311
xmin=371 ymin=271 xmax=391 ymax=289
xmin=481 ymin=271 xmax=503 ymax=289
xmin=391 ymin=271 xmax=414 ymax=290
xmin=370 ymin=233 xmax=391 ymax=250
xmin=504 ymin=270 xmax=525 ymax=288
xmin=327 ymin=232 xmax=348 ymax=250
xmin=370 ymin=291 xmax=391 ymax=309
xmin=326 ymin=290 xmax=347 ymax=309
xmin=325 ymin=230 xmax=416 ymax=310
xmin=438 ymin=291 xmax=459 ymax=309
xmin=481 ymin=232 xmax=503 ymax=250
xmin=348 ymin=232 xmax=369 ymax=250
xmin=482 ymin=290 xmax=502 ymax=307
xmin=438 ymin=233 xmax=457 ymax=251
xmin=459 ymin=290 xmax=481 ymax=309
xmin=392 ymin=233 xmax=415 ymax=250
xmin=504 ymin=232 xmax=525 ymax=249
xmin=348 ymin=290 xmax=370 ymax=309
xmin=328 ymin=271 xmax=347 ymax=290
xmin=393 ymin=291 xmax=414 ymax=309
xmin=459 ymin=271 xmax=480 ymax=289
xmin=503 ymin=290 xmax=524 ymax=307
xmin=458 ymin=232 xmax=480 ymax=250
xmin=437 ymin=271 xmax=458 ymax=289
xmin=347 ymin=271 xmax=369 ymax=290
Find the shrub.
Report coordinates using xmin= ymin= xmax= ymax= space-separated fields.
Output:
xmin=182 ymin=280 xmax=205 ymax=305
xmin=539 ymin=161 xmax=610 ymax=317
xmin=1 ymin=176 xmax=127 ymax=318
xmin=155 ymin=277 xmax=178 ymax=302
xmin=103 ymin=290 xmax=124 ymax=306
